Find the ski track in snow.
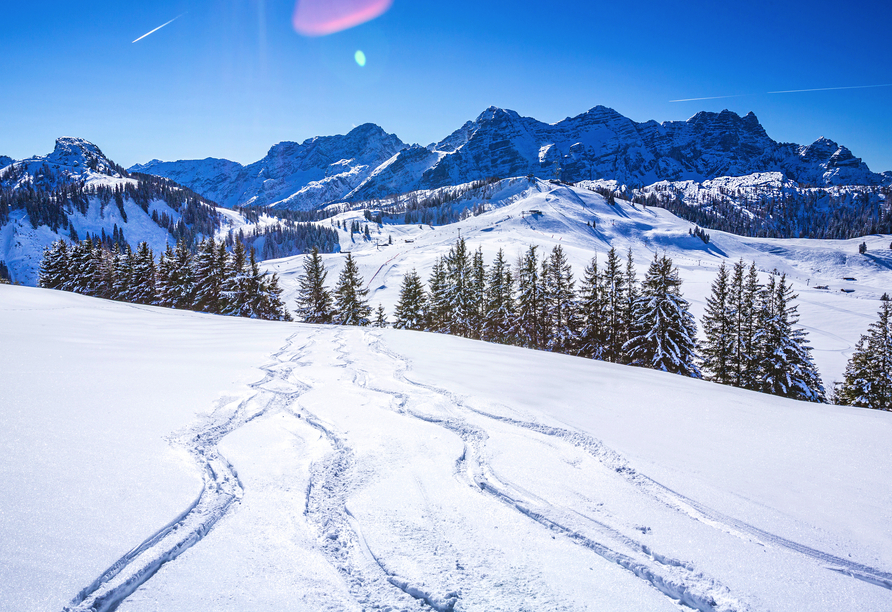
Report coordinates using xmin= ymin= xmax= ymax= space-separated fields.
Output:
xmin=359 ymin=332 xmax=892 ymax=606
xmin=62 ymin=331 xmax=317 ymax=612
xmin=58 ymin=325 xmax=892 ymax=612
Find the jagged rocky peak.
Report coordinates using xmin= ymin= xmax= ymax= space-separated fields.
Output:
xmin=0 ymin=155 xmax=13 ymax=170
xmin=44 ymin=137 xmax=121 ymax=176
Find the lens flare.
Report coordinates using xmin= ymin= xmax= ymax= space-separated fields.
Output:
xmin=354 ymin=50 xmax=367 ymax=67
xmin=293 ymin=0 xmax=393 ymax=36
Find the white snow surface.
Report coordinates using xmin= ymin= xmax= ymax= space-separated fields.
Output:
xmin=263 ymin=178 xmax=892 ymax=388
xmin=2 ymin=281 xmax=891 ymax=612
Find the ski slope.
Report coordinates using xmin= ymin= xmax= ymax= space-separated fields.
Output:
xmin=1 ymin=284 xmax=891 ymax=611
xmin=262 ymin=178 xmax=892 ymax=387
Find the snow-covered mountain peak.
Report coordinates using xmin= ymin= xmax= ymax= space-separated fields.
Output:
xmin=43 ymin=137 xmax=120 ymax=176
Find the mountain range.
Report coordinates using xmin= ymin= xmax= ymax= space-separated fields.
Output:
xmin=129 ymin=106 xmax=891 ymax=210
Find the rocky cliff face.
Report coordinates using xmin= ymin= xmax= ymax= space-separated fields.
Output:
xmin=131 ymin=123 xmax=406 ymax=210
xmin=131 ymin=107 xmax=889 ymax=209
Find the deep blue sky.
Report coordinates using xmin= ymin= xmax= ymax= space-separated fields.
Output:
xmin=2 ymin=0 xmax=890 ymax=172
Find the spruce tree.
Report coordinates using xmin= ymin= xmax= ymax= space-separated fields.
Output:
xmin=755 ymin=273 xmax=825 ymax=402
xmin=602 ymin=247 xmax=626 ymax=362
xmin=38 ymin=240 xmax=70 ymax=290
xmin=543 ymin=245 xmax=578 ymax=353
xmin=333 ymin=252 xmax=371 ymax=326
xmin=835 ymin=295 xmax=892 ymax=410
xmin=192 ymin=237 xmax=224 ymax=314
xmin=443 ymin=237 xmax=473 ymax=337
xmin=624 ymin=253 xmax=700 ymax=377
xmin=111 ymin=244 xmax=134 ymax=301
xmin=515 ymin=245 xmax=545 ymax=349
xmin=426 ymin=257 xmax=449 ymax=332
xmin=701 ymin=262 xmax=736 ymax=384
xmin=394 ymin=269 xmax=428 ymax=330
xmin=129 ymin=242 xmax=157 ymax=305
xmin=222 ymin=241 xmax=251 ymax=316
xmin=156 ymin=244 xmax=177 ymax=308
xmin=577 ymin=255 xmax=608 ymax=359
xmin=294 ymin=246 xmax=333 ymax=324
xmin=374 ymin=304 xmax=388 ymax=328
xmin=622 ymin=247 xmax=639 ymax=349
xmin=469 ymin=246 xmax=486 ymax=339
xmin=170 ymin=239 xmax=196 ymax=309
xmin=482 ymin=249 xmax=515 ymax=344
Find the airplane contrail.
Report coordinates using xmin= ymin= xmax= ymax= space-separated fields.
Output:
xmin=132 ymin=13 xmax=186 ymax=43
xmin=768 ymin=83 xmax=892 ymax=94
xmin=669 ymin=94 xmax=748 ymax=103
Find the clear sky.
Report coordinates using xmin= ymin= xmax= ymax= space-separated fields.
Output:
xmin=2 ymin=0 xmax=890 ymax=172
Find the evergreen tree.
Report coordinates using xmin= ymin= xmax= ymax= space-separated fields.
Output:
xmin=156 ymin=244 xmax=177 ymax=308
xmin=482 ymin=249 xmax=515 ymax=344
xmin=374 ymin=304 xmax=388 ymax=328
xmin=393 ymin=269 xmax=428 ymax=330
xmin=729 ymin=260 xmax=761 ymax=389
xmin=38 ymin=240 xmax=70 ymax=290
xmin=111 ymin=244 xmax=134 ymax=301
xmin=622 ymin=248 xmax=639 ymax=349
xmin=515 ymin=245 xmax=545 ymax=349
xmin=333 ymin=252 xmax=371 ymax=326
xmin=835 ymin=295 xmax=892 ymax=410
xmin=426 ymin=257 xmax=449 ymax=332
xmin=602 ymin=247 xmax=626 ymax=362
xmin=294 ymin=246 xmax=333 ymax=324
xmin=222 ymin=241 xmax=252 ymax=316
xmin=624 ymin=253 xmax=701 ymax=377
xmin=577 ymin=255 xmax=608 ymax=359
xmin=67 ymin=238 xmax=96 ymax=295
xmin=129 ymin=242 xmax=157 ymax=305
xmin=755 ymin=273 xmax=825 ymax=402
xmin=169 ymin=239 xmax=196 ymax=309
xmin=543 ymin=245 xmax=577 ymax=353
xmin=701 ymin=262 xmax=736 ymax=384
xmin=469 ymin=246 xmax=486 ymax=339
xmin=443 ymin=237 xmax=474 ymax=337
xmin=192 ymin=237 xmax=224 ymax=314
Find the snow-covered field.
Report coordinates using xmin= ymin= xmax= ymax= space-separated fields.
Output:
xmin=262 ymin=178 xmax=892 ymax=388
xmin=2 ymin=283 xmax=891 ymax=611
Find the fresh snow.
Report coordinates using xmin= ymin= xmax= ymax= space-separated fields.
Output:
xmin=2 ymin=284 xmax=891 ymax=611
xmin=262 ymin=178 xmax=892 ymax=388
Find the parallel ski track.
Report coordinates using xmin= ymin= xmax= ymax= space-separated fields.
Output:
xmin=62 ymin=331 xmax=316 ymax=612
xmin=358 ymin=332 xmax=750 ymax=612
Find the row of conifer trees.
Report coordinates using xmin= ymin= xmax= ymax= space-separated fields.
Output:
xmin=38 ymin=236 xmax=290 ymax=320
xmin=294 ymin=238 xmax=833 ymax=403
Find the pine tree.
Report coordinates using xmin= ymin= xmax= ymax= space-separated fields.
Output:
xmin=515 ymin=245 xmax=545 ymax=349
xmin=602 ymin=247 xmax=626 ymax=362
xmin=111 ymin=244 xmax=134 ymax=301
xmin=156 ymin=244 xmax=177 ymax=308
xmin=333 ymin=252 xmax=371 ymax=326
xmin=482 ymin=249 xmax=515 ymax=344
xmin=577 ymin=255 xmax=608 ymax=359
xmin=426 ymin=257 xmax=449 ymax=332
xmin=394 ymin=269 xmax=428 ymax=330
xmin=222 ymin=241 xmax=251 ymax=316
xmin=294 ymin=246 xmax=333 ymax=324
xmin=129 ymin=242 xmax=157 ymax=305
xmin=67 ymin=238 xmax=96 ymax=295
xmin=835 ymin=295 xmax=892 ymax=410
xmin=729 ymin=260 xmax=761 ymax=389
xmin=624 ymin=253 xmax=701 ymax=377
xmin=374 ymin=304 xmax=388 ymax=328
xmin=701 ymin=262 xmax=736 ymax=384
xmin=543 ymin=245 xmax=577 ymax=353
xmin=443 ymin=237 xmax=474 ymax=337
xmin=192 ymin=237 xmax=224 ymax=314
xmin=170 ymin=239 xmax=196 ymax=309
xmin=755 ymin=273 xmax=825 ymax=402
xmin=469 ymin=246 xmax=486 ymax=339
xmin=38 ymin=240 xmax=71 ymax=290
xmin=622 ymin=247 xmax=639 ymax=349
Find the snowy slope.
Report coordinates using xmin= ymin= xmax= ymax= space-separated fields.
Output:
xmin=131 ymin=106 xmax=890 ymax=212
xmin=262 ymin=178 xmax=892 ymax=387
xmin=2 ymin=285 xmax=890 ymax=612
xmin=0 ymin=138 xmax=220 ymax=285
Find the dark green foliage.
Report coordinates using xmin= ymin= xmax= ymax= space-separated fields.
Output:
xmin=835 ymin=295 xmax=892 ymax=410
xmin=542 ymin=245 xmax=578 ymax=353
xmin=481 ymin=249 xmax=515 ymax=344
xmin=577 ymin=256 xmax=608 ymax=360
xmin=624 ymin=253 xmax=700 ymax=377
xmin=294 ymin=247 xmax=334 ymax=324
xmin=701 ymin=262 xmax=735 ymax=384
xmin=755 ymin=274 xmax=825 ymax=402
xmin=333 ymin=253 xmax=371 ymax=326
xmin=393 ymin=269 xmax=428 ymax=331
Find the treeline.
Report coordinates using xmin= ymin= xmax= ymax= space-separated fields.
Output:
xmin=294 ymin=238 xmax=828 ymax=403
xmin=1 ymin=166 xmax=219 ymax=246
xmin=38 ymin=236 xmax=290 ymax=321
xmin=225 ymin=220 xmax=340 ymax=261
xmin=631 ymin=185 xmax=892 ymax=240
